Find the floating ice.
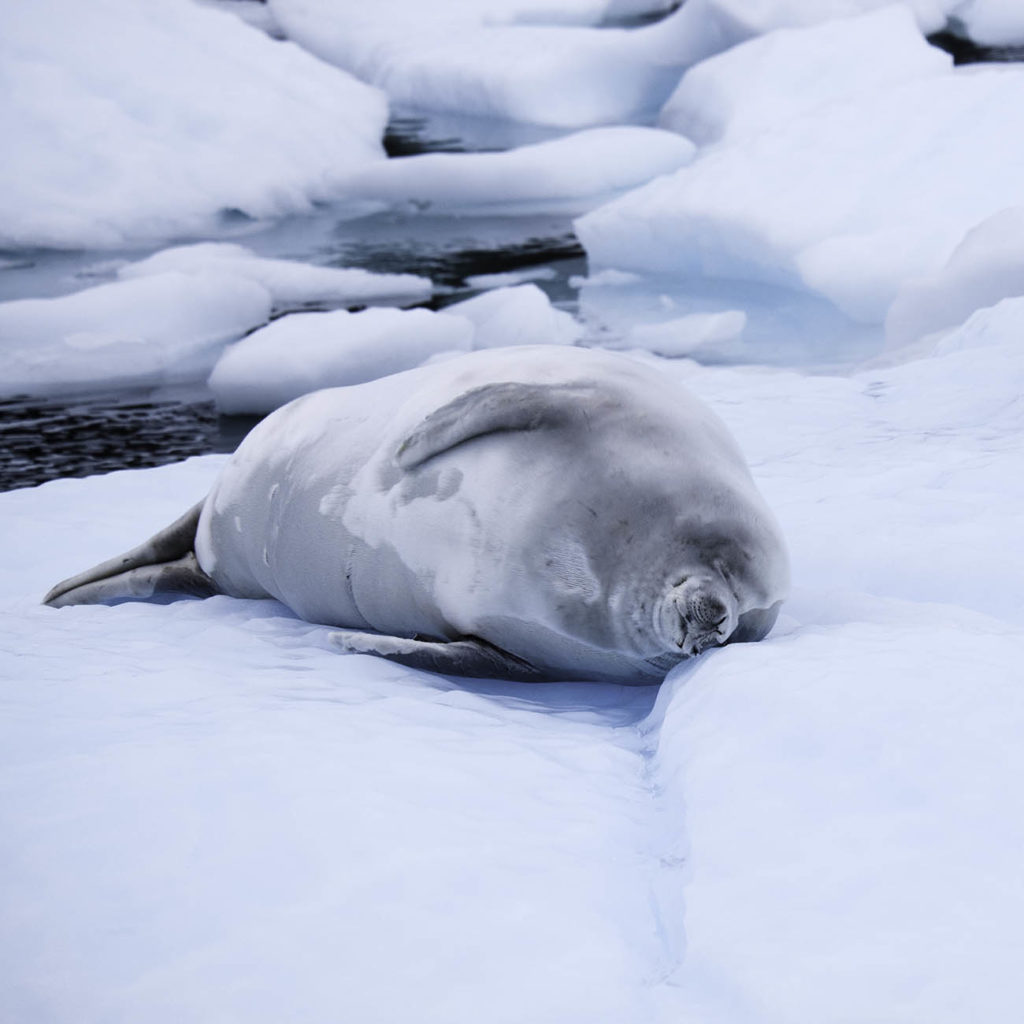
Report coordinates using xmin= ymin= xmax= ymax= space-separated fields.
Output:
xmin=267 ymin=0 xmax=735 ymax=126
xmin=0 ymin=0 xmax=387 ymax=249
xmin=578 ymin=51 xmax=1024 ymax=327
xmin=208 ymin=307 xmax=474 ymax=414
xmin=954 ymin=0 xmax=1024 ymax=45
xmin=659 ymin=6 xmax=951 ymax=145
xmin=619 ymin=310 xmax=747 ymax=357
xmin=0 ymin=272 xmax=271 ymax=398
xmin=445 ymin=285 xmax=584 ymax=348
xmin=337 ymin=128 xmax=696 ymax=216
xmin=119 ymin=243 xmax=432 ymax=312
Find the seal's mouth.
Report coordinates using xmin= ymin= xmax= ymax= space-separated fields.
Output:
xmin=660 ymin=575 xmax=737 ymax=656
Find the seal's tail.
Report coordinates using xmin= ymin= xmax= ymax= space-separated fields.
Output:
xmin=43 ymin=501 xmax=216 ymax=607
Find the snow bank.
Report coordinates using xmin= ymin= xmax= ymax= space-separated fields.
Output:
xmin=658 ymin=6 xmax=951 ymax=145
xmin=0 ymin=0 xmax=387 ymax=249
xmin=119 ymin=243 xmax=432 ymax=311
xmin=0 ymin=462 xmax=663 ymax=1024
xmin=0 ymin=273 xmax=270 ymax=398
xmin=337 ymin=128 xmax=696 ymax=216
xmin=445 ymin=285 xmax=584 ymax=348
xmin=886 ymin=207 xmax=1024 ymax=348
xmin=267 ymin=0 xmax=733 ymax=127
xmin=208 ymin=308 xmax=474 ymax=414
xmin=578 ymin=50 xmax=1024 ymax=325
xmin=647 ymin=603 xmax=1024 ymax=1024
xmin=3 ymin=286 xmax=1024 ymax=1017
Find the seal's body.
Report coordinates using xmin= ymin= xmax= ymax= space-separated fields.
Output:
xmin=46 ymin=347 xmax=789 ymax=682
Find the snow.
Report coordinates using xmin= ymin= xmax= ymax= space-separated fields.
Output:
xmin=678 ymin=0 xmax=956 ymax=37
xmin=266 ymin=0 xmax=730 ymax=126
xmin=119 ymin=243 xmax=433 ymax=311
xmin=5 ymin=0 xmax=1024 ymax=1018
xmin=619 ymin=310 xmax=747 ymax=357
xmin=955 ymin=0 xmax=1024 ymax=45
xmin=445 ymin=284 xmax=584 ymax=349
xmin=0 ymin=272 xmax=270 ymax=398
xmin=0 ymin=459 xmax=664 ymax=1023
xmin=4 ymin=294 xmax=1024 ymax=1017
xmin=336 ymin=127 xmax=696 ymax=216
xmin=648 ymin=605 xmax=1024 ymax=1023
xmin=578 ymin=51 xmax=1024 ymax=327
xmin=208 ymin=308 xmax=474 ymax=414
xmin=658 ymin=6 xmax=951 ymax=145
xmin=885 ymin=206 xmax=1024 ymax=348
xmin=0 ymin=0 xmax=387 ymax=249
xmin=209 ymin=287 xmax=583 ymax=413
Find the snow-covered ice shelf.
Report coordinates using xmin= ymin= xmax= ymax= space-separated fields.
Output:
xmin=4 ymin=302 xmax=1024 ymax=1018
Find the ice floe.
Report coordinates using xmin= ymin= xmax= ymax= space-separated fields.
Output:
xmin=885 ymin=206 xmax=1024 ymax=348
xmin=208 ymin=307 xmax=474 ymax=414
xmin=578 ymin=35 xmax=1024 ymax=328
xmin=119 ymin=243 xmax=432 ymax=311
xmin=0 ymin=0 xmax=387 ymax=249
xmin=208 ymin=285 xmax=583 ymax=413
xmin=658 ymin=5 xmax=951 ymax=145
xmin=0 ymin=272 xmax=271 ymax=398
xmin=267 ymin=0 xmax=729 ymax=126
xmin=337 ymin=127 xmax=696 ymax=216
xmin=444 ymin=284 xmax=584 ymax=349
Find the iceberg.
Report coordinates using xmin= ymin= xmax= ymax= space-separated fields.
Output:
xmin=0 ymin=0 xmax=387 ymax=249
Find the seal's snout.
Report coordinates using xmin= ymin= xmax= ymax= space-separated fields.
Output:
xmin=662 ymin=575 xmax=737 ymax=657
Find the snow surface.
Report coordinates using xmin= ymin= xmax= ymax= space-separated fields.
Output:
xmin=579 ymin=36 xmax=1024 ymax=326
xmin=336 ymin=127 xmax=696 ymax=217
xmin=6 ymin=1 xmax=1024 ymax=1018
xmin=0 ymin=272 xmax=271 ymax=398
xmin=4 ymin=293 xmax=1024 ymax=1018
xmin=0 ymin=0 xmax=387 ymax=249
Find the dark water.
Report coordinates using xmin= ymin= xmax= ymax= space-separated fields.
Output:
xmin=0 ymin=224 xmax=585 ymax=492
xmin=0 ymin=388 xmax=247 ymax=491
xmin=928 ymin=30 xmax=1024 ymax=64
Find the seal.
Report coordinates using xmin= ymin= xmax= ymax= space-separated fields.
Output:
xmin=44 ymin=346 xmax=789 ymax=682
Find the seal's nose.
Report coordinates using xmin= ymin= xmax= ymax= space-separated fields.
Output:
xmin=668 ymin=575 xmax=737 ymax=656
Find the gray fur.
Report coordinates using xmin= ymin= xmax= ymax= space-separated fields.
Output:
xmin=43 ymin=347 xmax=789 ymax=682
xmin=44 ymin=503 xmax=213 ymax=607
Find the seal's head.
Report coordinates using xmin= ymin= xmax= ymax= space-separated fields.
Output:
xmin=658 ymin=573 xmax=738 ymax=656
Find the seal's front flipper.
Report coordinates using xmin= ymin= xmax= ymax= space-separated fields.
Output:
xmin=396 ymin=380 xmax=602 ymax=470
xmin=329 ymin=630 xmax=544 ymax=681
xmin=44 ymin=502 xmax=214 ymax=607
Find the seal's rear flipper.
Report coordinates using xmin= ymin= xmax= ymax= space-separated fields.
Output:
xmin=43 ymin=502 xmax=215 ymax=607
xmin=329 ymin=630 xmax=545 ymax=681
